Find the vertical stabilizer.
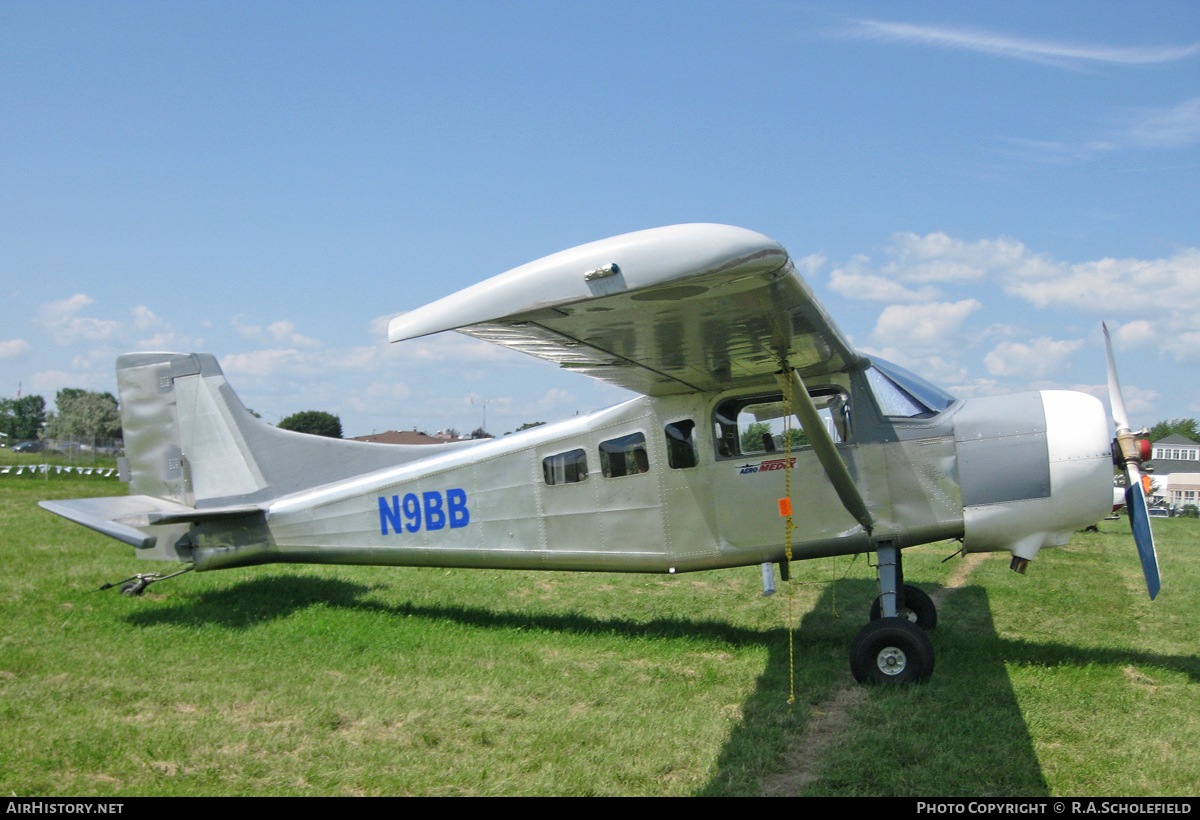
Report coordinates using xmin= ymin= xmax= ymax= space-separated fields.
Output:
xmin=116 ymin=353 xmax=464 ymax=510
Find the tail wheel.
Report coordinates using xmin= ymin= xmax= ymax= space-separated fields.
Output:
xmin=869 ymin=584 xmax=938 ymax=631
xmin=120 ymin=580 xmax=146 ymax=597
xmin=850 ymin=617 xmax=935 ymax=685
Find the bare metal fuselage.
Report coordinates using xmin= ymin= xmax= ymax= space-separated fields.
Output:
xmin=165 ymin=382 xmax=1108 ymax=578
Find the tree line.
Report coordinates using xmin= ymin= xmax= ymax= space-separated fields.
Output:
xmin=1 ymin=389 xmax=121 ymax=442
xmin=5 ymin=385 xmax=1199 ymax=449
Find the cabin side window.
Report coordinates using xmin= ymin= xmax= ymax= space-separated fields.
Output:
xmin=713 ymin=390 xmax=849 ymax=459
xmin=664 ymin=419 xmax=698 ymax=469
xmin=543 ymin=449 xmax=589 ymax=485
xmin=599 ymin=433 xmax=650 ymax=478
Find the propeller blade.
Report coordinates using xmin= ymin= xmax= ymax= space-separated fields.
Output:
xmin=1103 ymin=322 xmax=1130 ymax=433
xmin=1103 ymin=322 xmax=1161 ymax=600
xmin=1125 ymin=464 xmax=1161 ymax=600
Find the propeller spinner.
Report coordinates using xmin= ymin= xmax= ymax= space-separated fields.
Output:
xmin=1103 ymin=323 xmax=1161 ymax=600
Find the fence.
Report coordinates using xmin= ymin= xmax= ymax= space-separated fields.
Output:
xmin=0 ymin=436 xmax=123 ymax=469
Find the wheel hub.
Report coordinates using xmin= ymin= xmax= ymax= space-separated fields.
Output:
xmin=876 ymin=646 xmax=908 ymax=676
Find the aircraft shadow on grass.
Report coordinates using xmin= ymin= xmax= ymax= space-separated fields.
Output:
xmin=126 ymin=574 xmax=1199 ymax=796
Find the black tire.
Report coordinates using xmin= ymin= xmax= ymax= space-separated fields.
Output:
xmin=850 ymin=617 xmax=935 ymax=685
xmin=869 ymin=584 xmax=938 ymax=631
xmin=120 ymin=580 xmax=145 ymax=597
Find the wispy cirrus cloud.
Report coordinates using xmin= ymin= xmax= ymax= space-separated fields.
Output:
xmin=1125 ymin=97 xmax=1200 ymax=148
xmin=841 ymin=20 xmax=1200 ymax=68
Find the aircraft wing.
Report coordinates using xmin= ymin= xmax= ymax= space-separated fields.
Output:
xmin=389 ymin=224 xmax=865 ymax=396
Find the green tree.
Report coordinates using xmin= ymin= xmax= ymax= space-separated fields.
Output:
xmin=507 ymin=421 xmax=545 ymax=435
xmin=44 ymin=389 xmax=121 ymax=439
xmin=278 ymin=410 xmax=343 ymax=439
xmin=0 ymin=395 xmax=47 ymax=441
xmin=740 ymin=422 xmax=773 ymax=452
xmin=1148 ymin=418 xmax=1199 ymax=443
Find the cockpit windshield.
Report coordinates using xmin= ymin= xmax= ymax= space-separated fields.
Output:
xmin=866 ymin=358 xmax=957 ymax=419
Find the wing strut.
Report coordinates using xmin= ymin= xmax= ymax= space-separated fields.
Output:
xmin=777 ymin=368 xmax=875 ymax=535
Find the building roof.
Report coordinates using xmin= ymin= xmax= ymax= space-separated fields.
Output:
xmin=349 ymin=430 xmax=449 ymax=445
xmin=1153 ymin=433 xmax=1199 ymax=446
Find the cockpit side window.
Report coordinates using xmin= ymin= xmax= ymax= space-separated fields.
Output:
xmin=713 ymin=389 xmax=850 ymax=459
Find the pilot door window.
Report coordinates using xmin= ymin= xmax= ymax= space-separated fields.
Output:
xmin=664 ymin=420 xmax=698 ymax=469
xmin=713 ymin=391 xmax=850 ymax=459
xmin=599 ymin=433 xmax=650 ymax=478
xmin=543 ymin=449 xmax=589 ymax=485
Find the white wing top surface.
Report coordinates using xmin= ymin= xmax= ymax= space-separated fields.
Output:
xmin=389 ymin=224 xmax=863 ymax=396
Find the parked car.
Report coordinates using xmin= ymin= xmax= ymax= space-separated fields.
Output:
xmin=1148 ymin=507 xmax=1171 ymax=518
xmin=13 ymin=441 xmax=46 ymax=453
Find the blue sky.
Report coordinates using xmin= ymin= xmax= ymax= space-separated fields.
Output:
xmin=3 ymin=1 xmax=1198 ymax=437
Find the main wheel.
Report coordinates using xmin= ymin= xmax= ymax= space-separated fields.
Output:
xmin=869 ymin=584 xmax=937 ymax=630
xmin=850 ymin=617 xmax=935 ymax=685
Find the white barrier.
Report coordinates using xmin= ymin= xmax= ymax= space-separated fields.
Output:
xmin=0 ymin=464 xmax=118 ymax=477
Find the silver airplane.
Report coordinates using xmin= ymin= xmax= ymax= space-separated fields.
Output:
xmin=39 ymin=224 xmax=1160 ymax=685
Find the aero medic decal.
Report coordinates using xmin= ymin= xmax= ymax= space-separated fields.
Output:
xmin=379 ymin=489 xmax=470 ymax=535
xmin=737 ymin=457 xmax=796 ymax=475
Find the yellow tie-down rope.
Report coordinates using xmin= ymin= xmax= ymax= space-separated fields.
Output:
xmin=779 ymin=362 xmax=797 ymax=705
xmin=778 ymin=362 xmax=852 ymax=704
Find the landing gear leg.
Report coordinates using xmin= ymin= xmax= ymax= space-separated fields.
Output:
xmin=851 ymin=543 xmax=935 ymax=684
xmin=870 ymin=585 xmax=938 ymax=630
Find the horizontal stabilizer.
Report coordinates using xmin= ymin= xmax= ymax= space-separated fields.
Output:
xmin=146 ymin=503 xmax=264 ymax=525
xmin=39 ymin=495 xmax=263 ymax=551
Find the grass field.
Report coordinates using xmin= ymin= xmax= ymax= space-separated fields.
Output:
xmin=2 ymin=475 xmax=1197 ymax=796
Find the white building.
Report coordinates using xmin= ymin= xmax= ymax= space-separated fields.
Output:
xmin=1150 ymin=434 xmax=1200 ymax=511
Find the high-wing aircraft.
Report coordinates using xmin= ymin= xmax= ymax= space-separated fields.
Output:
xmin=39 ymin=224 xmax=1160 ymax=685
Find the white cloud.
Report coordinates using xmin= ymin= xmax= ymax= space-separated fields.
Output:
xmin=1162 ymin=331 xmax=1200 ymax=365
xmin=886 ymin=232 xmax=1054 ymax=282
xmin=828 ymin=255 xmax=939 ymax=302
xmin=517 ymin=387 xmax=578 ymax=417
xmin=230 ymin=315 xmax=322 ymax=349
xmin=983 ymin=336 xmax=1084 ymax=378
xmin=842 ymin=20 xmax=1200 ymax=68
xmin=794 ymin=253 xmax=827 ymax=280
xmin=0 ymin=339 xmax=31 ymax=360
xmin=1072 ymin=382 xmax=1159 ymax=418
xmin=35 ymin=295 xmax=123 ymax=345
xmin=1111 ymin=320 xmax=1158 ymax=349
xmin=231 ymin=314 xmax=261 ymax=339
xmin=1004 ymin=247 xmax=1200 ymax=320
xmin=266 ymin=320 xmax=322 ymax=350
xmin=220 ymin=349 xmax=308 ymax=377
xmin=826 ymin=233 xmax=1058 ymax=302
xmin=841 ymin=232 xmax=1200 ymax=373
xmin=132 ymin=305 xmax=168 ymax=330
xmin=871 ymin=299 xmax=982 ymax=350
xmin=135 ymin=332 xmax=192 ymax=352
